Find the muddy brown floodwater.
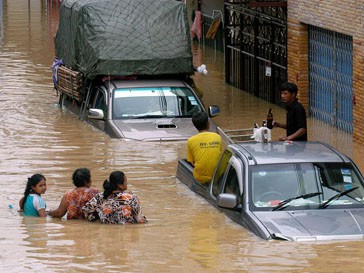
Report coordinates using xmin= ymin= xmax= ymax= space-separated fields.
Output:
xmin=1 ymin=1 xmax=364 ymax=272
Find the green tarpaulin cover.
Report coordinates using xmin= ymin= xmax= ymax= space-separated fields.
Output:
xmin=55 ymin=0 xmax=193 ymax=79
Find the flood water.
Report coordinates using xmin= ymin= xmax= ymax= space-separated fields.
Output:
xmin=1 ymin=1 xmax=364 ymax=272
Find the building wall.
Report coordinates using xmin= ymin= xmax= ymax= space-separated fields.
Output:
xmin=288 ymin=1 xmax=364 ymax=143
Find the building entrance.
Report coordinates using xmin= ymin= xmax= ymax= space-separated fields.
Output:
xmin=224 ymin=0 xmax=287 ymax=104
xmin=309 ymin=25 xmax=353 ymax=133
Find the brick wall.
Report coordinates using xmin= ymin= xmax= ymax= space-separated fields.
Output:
xmin=287 ymin=19 xmax=308 ymax=109
xmin=287 ymin=0 xmax=364 ymax=143
xmin=353 ymin=38 xmax=364 ymax=143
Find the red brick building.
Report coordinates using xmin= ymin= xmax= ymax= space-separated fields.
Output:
xmin=288 ymin=1 xmax=364 ymax=143
xmin=199 ymin=1 xmax=362 ymax=142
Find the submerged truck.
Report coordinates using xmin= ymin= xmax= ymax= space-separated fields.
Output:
xmin=52 ymin=0 xmax=219 ymax=141
xmin=176 ymin=139 xmax=364 ymax=241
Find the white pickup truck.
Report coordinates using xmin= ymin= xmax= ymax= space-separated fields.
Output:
xmin=58 ymin=75 xmax=220 ymax=141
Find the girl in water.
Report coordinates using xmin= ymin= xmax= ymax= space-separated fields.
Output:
xmin=19 ymin=174 xmax=47 ymax=217
xmin=82 ymin=171 xmax=147 ymax=224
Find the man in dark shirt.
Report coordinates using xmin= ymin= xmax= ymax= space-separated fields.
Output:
xmin=274 ymin=82 xmax=307 ymax=141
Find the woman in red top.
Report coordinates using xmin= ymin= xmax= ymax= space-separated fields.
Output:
xmin=49 ymin=168 xmax=99 ymax=220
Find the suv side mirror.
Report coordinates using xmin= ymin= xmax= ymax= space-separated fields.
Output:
xmin=217 ymin=193 xmax=238 ymax=209
xmin=88 ymin=108 xmax=104 ymax=120
xmin=209 ymin=105 xmax=220 ymax=117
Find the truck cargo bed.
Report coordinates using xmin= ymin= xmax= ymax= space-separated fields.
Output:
xmin=217 ymin=126 xmax=254 ymax=144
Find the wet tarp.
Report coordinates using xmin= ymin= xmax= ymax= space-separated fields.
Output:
xmin=54 ymin=0 xmax=193 ymax=79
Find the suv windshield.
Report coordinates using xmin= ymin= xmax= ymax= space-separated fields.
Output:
xmin=250 ymin=162 xmax=364 ymax=211
xmin=112 ymin=87 xmax=202 ymax=119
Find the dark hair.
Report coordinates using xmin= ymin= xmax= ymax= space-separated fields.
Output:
xmin=72 ymin=168 xmax=91 ymax=187
xmin=21 ymin=174 xmax=46 ymax=210
xmin=192 ymin=111 xmax=209 ymax=131
xmin=280 ymin=82 xmax=298 ymax=95
xmin=103 ymin=171 xmax=126 ymax=199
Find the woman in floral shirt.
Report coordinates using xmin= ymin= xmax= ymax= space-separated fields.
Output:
xmin=82 ymin=171 xmax=147 ymax=224
xmin=49 ymin=168 xmax=99 ymax=220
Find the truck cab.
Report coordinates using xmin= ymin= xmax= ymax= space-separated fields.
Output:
xmin=83 ymin=78 xmax=220 ymax=141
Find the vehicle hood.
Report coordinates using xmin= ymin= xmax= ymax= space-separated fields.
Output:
xmin=112 ymin=118 xmax=198 ymax=141
xmin=253 ymin=209 xmax=364 ymax=241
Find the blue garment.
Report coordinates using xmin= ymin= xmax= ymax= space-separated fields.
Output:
xmin=51 ymin=58 xmax=64 ymax=86
xmin=23 ymin=194 xmax=46 ymax=217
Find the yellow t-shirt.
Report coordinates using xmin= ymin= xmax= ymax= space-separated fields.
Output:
xmin=187 ymin=132 xmax=222 ymax=183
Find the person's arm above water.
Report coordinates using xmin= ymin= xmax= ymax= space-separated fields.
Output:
xmin=48 ymin=195 xmax=67 ymax=218
xmin=279 ymin=128 xmax=306 ymax=141
xmin=19 ymin=197 xmax=24 ymax=212
xmin=280 ymin=104 xmax=307 ymax=141
xmin=273 ymin=121 xmax=288 ymax=141
xmin=34 ymin=195 xmax=47 ymax=218
xmin=38 ymin=208 xmax=47 ymax=217
xmin=273 ymin=121 xmax=286 ymax=129
xmin=186 ymin=139 xmax=195 ymax=166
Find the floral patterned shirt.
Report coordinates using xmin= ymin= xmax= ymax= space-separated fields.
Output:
xmin=64 ymin=187 xmax=99 ymax=220
xmin=82 ymin=191 xmax=147 ymax=224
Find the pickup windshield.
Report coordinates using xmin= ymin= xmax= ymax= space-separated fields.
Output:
xmin=250 ymin=162 xmax=364 ymax=211
xmin=112 ymin=87 xmax=202 ymax=119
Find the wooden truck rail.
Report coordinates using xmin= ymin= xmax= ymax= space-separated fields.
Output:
xmin=56 ymin=65 xmax=85 ymax=102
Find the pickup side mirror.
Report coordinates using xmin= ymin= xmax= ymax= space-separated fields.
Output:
xmin=217 ymin=193 xmax=238 ymax=209
xmin=209 ymin=105 xmax=220 ymax=117
xmin=88 ymin=108 xmax=104 ymax=120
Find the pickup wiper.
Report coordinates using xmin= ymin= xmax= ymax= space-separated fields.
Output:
xmin=318 ymin=186 xmax=359 ymax=209
xmin=272 ymin=192 xmax=322 ymax=211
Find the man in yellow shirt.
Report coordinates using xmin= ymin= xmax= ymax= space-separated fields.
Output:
xmin=187 ymin=112 xmax=222 ymax=184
